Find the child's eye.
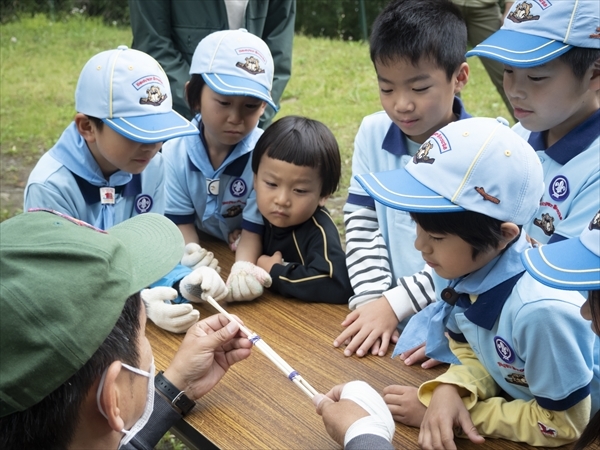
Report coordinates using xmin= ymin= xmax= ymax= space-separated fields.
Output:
xmin=429 ymin=235 xmax=444 ymax=242
xmin=294 ymin=189 xmax=308 ymax=194
xmin=217 ymin=100 xmax=230 ymax=106
xmin=265 ymin=181 xmax=276 ymax=187
xmin=380 ymin=88 xmax=392 ymax=94
xmin=246 ymin=103 xmax=261 ymax=109
xmin=527 ymin=76 xmax=546 ymax=82
xmin=503 ymin=68 xmax=513 ymax=74
xmin=413 ymin=86 xmax=431 ymax=92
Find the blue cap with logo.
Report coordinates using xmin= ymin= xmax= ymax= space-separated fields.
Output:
xmin=189 ymin=28 xmax=277 ymax=111
xmin=466 ymin=0 xmax=600 ymax=67
xmin=76 ymin=46 xmax=198 ymax=143
xmin=521 ymin=211 xmax=600 ymax=290
xmin=355 ymin=117 xmax=544 ymax=225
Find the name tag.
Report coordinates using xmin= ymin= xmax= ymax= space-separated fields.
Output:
xmin=100 ymin=187 xmax=115 ymax=205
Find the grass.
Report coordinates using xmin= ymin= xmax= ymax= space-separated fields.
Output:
xmin=1 ymin=14 xmax=512 ymax=224
xmin=0 ymin=13 xmax=512 ymax=449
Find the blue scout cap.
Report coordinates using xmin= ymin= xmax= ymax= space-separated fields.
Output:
xmin=466 ymin=0 xmax=600 ymax=67
xmin=355 ymin=117 xmax=544 ymax=225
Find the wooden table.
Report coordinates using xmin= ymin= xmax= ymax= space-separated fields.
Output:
xmin=147 ymin=236 xmax=541 ymax=450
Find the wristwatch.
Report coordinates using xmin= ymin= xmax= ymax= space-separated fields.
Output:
xmin=154 ymin=371 xmax=196 ymax=416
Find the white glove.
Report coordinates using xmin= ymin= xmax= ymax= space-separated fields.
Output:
xmin=180 ymin=266 xmax=229 ymax=303
xmin=142 ymin=287 xmax=199 ymax=334
xmin=181 ymin=243 xmax=220 ymax=272
xmin=226 ymin=261 xmax=272 ymax=302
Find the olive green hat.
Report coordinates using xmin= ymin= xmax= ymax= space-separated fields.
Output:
xmin=0 ymin=210 xmax=184 ymax=417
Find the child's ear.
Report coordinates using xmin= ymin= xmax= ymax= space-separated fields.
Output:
xmin=74 ymin=113 xmax=98 ymax=144
xmin=453 ymin=62 xmax=470 ymax=95
xmin=318 ymin=195 xmax=329 ymax=207
xmin=588 ymin=58 xmax=600 ymax=93
xmin=498 ymin=222 xmax=520 ymax=250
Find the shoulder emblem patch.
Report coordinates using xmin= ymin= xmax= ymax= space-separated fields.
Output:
xmin=533 ymin=212 xmax=555 ymax=236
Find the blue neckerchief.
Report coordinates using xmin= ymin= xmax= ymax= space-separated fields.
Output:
xmin=49 ymin=122 xmax=133 ymax=229
xmin=393 ymin=232 xmax=530 ymax=364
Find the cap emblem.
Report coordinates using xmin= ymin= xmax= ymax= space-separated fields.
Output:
xmin=474 ymin=187 xmax=500 ymax=204
xmin=589 ymin=211 xmax=600 ymax=231
xmin=236 ymin=56 xmax=265 ymax=75
xmin=140 ymin=85 xmax=167 ymax=106
xmin=413 ymin=140 xmax=435 ymax=165
xmin=507 ymin=1 xmax=540 ymax=23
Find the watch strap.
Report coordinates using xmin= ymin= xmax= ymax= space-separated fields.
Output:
xmin=155 ymin=371 xmax=195 ymax=416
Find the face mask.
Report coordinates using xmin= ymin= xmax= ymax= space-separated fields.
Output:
xmin=96 ymin=358 xmax=155 ymax=448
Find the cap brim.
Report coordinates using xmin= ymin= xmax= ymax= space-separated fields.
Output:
xmin=466 ymin=29 xmax=572 ymax=67
xmin=355 ymin=169 xmax=464 ymax=213
xmin=521 ymin=239 xmax=600 ymax=291
xmin=105 ymin=111 xmax=198 ymax=143
xmin=203 ymin=73 xmax=278 ymax=111
xmin=108 ymin=213 xmax=184 ymax=294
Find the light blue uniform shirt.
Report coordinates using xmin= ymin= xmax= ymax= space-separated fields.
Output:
xmin=162 ymin=115 xmax=262 ymax=242
xmin=514 ymin=109 xmax=600 ymax=244
xmin=345 ymin=98 xmax=470 ymax=281
xmin=24 ymin=122 xmax=164 ymax=227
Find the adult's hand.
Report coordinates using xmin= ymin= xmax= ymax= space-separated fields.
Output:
xmin=163 ymin=313 xmax=252 ymax=401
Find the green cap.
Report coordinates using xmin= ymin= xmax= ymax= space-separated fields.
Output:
xmin=0 ymin=210 xmax=184 ymax=417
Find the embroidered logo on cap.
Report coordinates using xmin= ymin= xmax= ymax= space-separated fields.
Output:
xmin=494 ymin=336 xmax=515 ymax=363
xmin=474 ymin=187 xmax=500 ymax=204
xmin=135 ymin=194 xmax=153 ymax=213
xmin=230 ymin=178 xmax=247 ymax=197
xmin=236 ymin=56 xmax=265 ymax=75
xmin=507 ymin=1 xmax=541 ymax=22
xmin=590 ymin=211 xmax=600 ymax=231
xmin=413 ymin=141 xmax=435 ymax=165
xmin=549 ymin=175 xmax=569 ymax=201
xmin=140 ymin=85 xmax=167 ymax=106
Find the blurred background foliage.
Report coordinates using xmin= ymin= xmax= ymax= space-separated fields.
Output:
xmin=1 ymin=0 xmax=390 ymax=40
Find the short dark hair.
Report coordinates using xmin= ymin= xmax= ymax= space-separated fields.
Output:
xmin=86 ymin=115 xmax=104 ymax=130
xmin=369 ymin=0 xmax=467 ymax=80
xmin=186 ymin=74 xmax=207 ymax=114
xmin=251 ymin=115 xmax=341 ymax=197
xmin=558 ymin=46 xmax=600 ymax=79
xmin=410 ymin=211 xmax=509 ymax=259
xmin=0 ymin=294 xmax=142 ymax=450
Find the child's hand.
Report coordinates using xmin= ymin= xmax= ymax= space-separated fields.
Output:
xmin=226 ymin=261 xmax=272 ymax=302
xmin=228 ymin=229 xmax=242 ymax=252
xmin=180 ymin=266 xmax=229 ymax=303
xmin=419 ymin=384 xmax=484 ymax=450
xmin=181 ymin=242 xmax=220 ymax=272
xmin=399 ymin=343 xmax=444 ymax=369
xmin=142 ymin=286 xmax=200 ymax=333
xmin=333 ymin=297 xmax=399 ymax=357
xmin=257 ymin=251 xmax=283 ymax=273
xmin=382 ymin=385 xmax=426 ymax=427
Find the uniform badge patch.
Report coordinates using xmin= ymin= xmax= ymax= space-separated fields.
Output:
xmin=135 ymin=194 xmax=153 ymax=214
xmin=494 ymin=336 xmax=515 ymax=363
xmin=538 ymin=421 xmax=557 ymax=438
xmin=230 ymin=178 xmax=247 ymax=197
xmin=505 ymin=373 xmax=529 ymax=387
xmin=549 ymin=175 xmax=569 ymax=201
xmin=507 ymin=2 xmax=541 ymax=22
xmin=223 ymin=205 xmax=243 ymax=218
xmin=533 ymin=212 xmax=555 ymax=236
xmin=100 ymin=187 xmax=115 ymax=205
